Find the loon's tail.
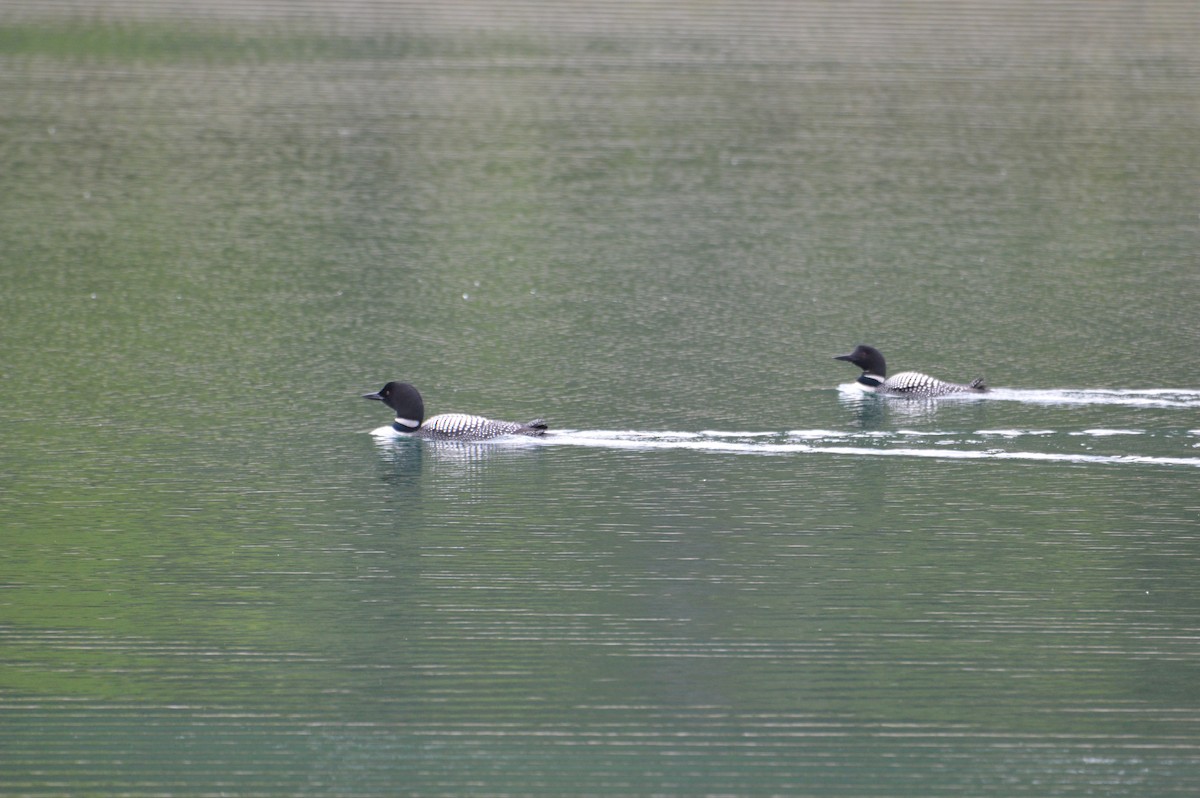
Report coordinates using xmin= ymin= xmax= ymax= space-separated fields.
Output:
xmin=519 ymin=419 xmax=549 ymax=436
xmin=967 ymin=377 xmax=988 ymax=392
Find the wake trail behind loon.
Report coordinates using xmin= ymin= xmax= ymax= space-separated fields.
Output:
xmin=538 ymin=429 xmax=1200 ymax=468
xmin=838 ymin=384 xmax=1200 ymax=409
xmin=371 ymin=386 xmax=1200 ymax=467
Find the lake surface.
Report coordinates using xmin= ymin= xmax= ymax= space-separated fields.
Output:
xmin=2 ymin=2 xmax=1199 ymax=795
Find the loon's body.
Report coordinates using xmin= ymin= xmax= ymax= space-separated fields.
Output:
xmin=834 ymin=345 xmax=987 ymax=397
xmin=363 ymin=382 xmax=548 ymax=440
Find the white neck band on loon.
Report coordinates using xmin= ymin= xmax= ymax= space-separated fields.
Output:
xmin=857 ymin=374 xmax=884 ymax=389
xmin=392 ymin=417 xmax=421 ymax=432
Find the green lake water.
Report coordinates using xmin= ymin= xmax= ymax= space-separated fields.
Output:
xmin=2 ymin=2 xmax=1199 ymax=795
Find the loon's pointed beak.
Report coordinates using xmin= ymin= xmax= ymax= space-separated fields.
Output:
xmin=362 ymin=391 xmax=383 ymax=401
xmin=833 ymin=353 xmax=854 ymax=362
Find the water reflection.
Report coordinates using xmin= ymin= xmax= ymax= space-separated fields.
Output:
xmin=370 ymin=435 xmax=425 ymax=488
xmin=370 ymin=432 xmax=549 ymax=500
xmin=836 ymin=384 xmax=944 ymax=426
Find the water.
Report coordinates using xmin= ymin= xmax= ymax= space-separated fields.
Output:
xmin=3 ymin=2 xmax=1200 ymax=795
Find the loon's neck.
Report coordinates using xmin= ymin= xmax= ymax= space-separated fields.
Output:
xmin=857 ymin=373 xmax=885 ymax=389
xmin=392 ymin=417 xmax=421 ymax=433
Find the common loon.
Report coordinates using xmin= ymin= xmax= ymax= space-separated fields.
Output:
xmin=363 ymin=382 xmax=549 ymax=440
xmin=834 ymin=344 xmax=987 ymax=397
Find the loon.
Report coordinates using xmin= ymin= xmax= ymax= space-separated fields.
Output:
xmin=834 ymin=344 xmax=987 ymax=397
xmin=363 ymin=382 xmax=549 ymax=440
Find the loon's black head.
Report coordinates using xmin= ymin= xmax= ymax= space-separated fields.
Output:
xmin=834 ymin=344 xmax=888 ymax=377
xmin=363 ymin=381 xmax=425 ymax=430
